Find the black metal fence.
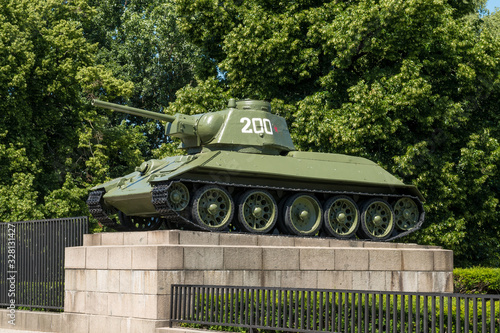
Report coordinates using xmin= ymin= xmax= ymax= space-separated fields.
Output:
xmin=170 ymin=284 xmax=500 ymax=333
xmin=0 ymin=217 xmax=88 ymax=310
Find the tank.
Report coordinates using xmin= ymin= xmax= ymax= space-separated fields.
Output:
xmin=87 ymin=99 xmax=424 ymax=241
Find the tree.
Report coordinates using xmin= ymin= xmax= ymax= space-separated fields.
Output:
xmin=0 ymin=0 xmax=132 ymax=222
xmin=173 ymin=0 xmax=500 ymax=266
xmin=86 ymin=0 xmax=201 ymax=157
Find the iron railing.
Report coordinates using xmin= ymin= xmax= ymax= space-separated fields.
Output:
xmin=0 ymin=217 xmax=88 ymax=310
xmin=170 ymin=284 xmax=500 ymax=332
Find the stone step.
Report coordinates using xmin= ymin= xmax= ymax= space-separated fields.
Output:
xmin=84 ymin=229 xmax=440 ymax=250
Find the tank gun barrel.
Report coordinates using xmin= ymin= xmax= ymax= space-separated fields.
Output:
xmin=92 ymin=99 xmax=176 ymax=123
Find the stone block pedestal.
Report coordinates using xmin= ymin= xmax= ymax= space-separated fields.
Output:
xmin=62 ymin=230 xmax=453 ymax=333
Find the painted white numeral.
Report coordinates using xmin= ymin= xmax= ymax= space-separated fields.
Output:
xmin=263 ymin=119 xmax=273 ymax=134
xmin=240 ymin=117 xmax=274 ymax=135
xmin=252 ymin=118 xmax=264 ymax=134
xmin=240 ymin=117 xmax=252 ymax=133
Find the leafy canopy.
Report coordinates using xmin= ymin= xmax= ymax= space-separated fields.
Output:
xmin=1 ymin=0 xmax=499 ymax=265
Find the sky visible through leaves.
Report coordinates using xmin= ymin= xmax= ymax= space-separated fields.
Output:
xmin=487 ymin=0 xmax=500 ymax=11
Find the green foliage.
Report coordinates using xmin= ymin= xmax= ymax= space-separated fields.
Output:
xmin=174 ymin=0 xmax=500 ymax=266
xmin=1 ymin=0 xmax=499 ymax=265
xmin=0 ymin=0 xmax=134 ymax=226
xmin=454 ymin=267 xmax=500 ymax=294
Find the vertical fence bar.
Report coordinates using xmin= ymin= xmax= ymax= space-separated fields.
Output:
xmin=481 ymin=297 xmax=486 ymax=333
xmin=172 ymin=285 xmax=178 ymax=320
xmin=408 ymin=294 xmax=413 ymax=333
xmin=318 ymin=291 xmax=323 ymax=331
xmin=187 ymin=286 xmax=192 ymax=321
xmin=295 ymin=290 xmax=299 ymax=330
xmin=490 ymin=297 xmax=495 ymax=333
xmin=447 ymin=296 xmax=452 ymax=333
xmin=331 ymin=291 xmax=336 ymax=332
xmin=423 ymin=295 xmax=428 ymax=333
xmin=169 ymin=285 xmax=174 ymax=326
xmin=310 ymin=290 xmax=314 ymax=331
xmin=50 ymin=221 xmax=55 ymax=309
xmin=182 ymin=285 xmax=188 ymax=320
xmin=260 ymin=288 xmax=264 ymax=327
xmin=364 ymin=293 xmax=370 ymax=333
xmin=340 ymin=291 xmax=344 ymax=333
xmin=202 ymin=286 xmax=206 ymax=322
xmin=344 ymin=292 xmax=349 ymax=333
xmin=265 ymin=289 xmax=270 ymax=327
xmin=400 ymin=294 xmax=405 ymax=333
xmin=272 ymin=289 xmax=276 ymax=328
xmin=370 ymin=293 xmax=375 ymax=333
xmin=385 ymin=293 xmax=390 ymax=333
xmin=438 ymin=295 xmax=444 ymax=333
xmin=350 ymin=292 xmax=354 ymax=333
xmin=249 ymin=288 xmax=254 ymax=328
xmin=357 ymin=292 xmax=362 ymax=332
xmin=215 ymin=287 xmax=219 ymax=324
xmin=431 ymin=296 xmax=436 ymax=333
xmin=240 ymin=288 xmax=245 ymax=326
xmin=464 ymin=296 xmax=470 ymax=333
xmin=193 ymin=286 xmax=198 ymax=322
xmin=277 ymin=289 xmax=282 ymax=329
xmin=375 ymin=293 xmax=380 ymax=333
xmin=229 ymin=287 xmax=234 ymax=325
xmin=325 ymin=291 xmax=331 ymax=332
xmin=473 ymin=297 xmax=478 ymax=333
xmin=392 ymin=294 xmax=397 ymax=333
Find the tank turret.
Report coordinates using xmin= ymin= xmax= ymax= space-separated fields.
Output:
xmin=92 ymin=99 xmax=295 ymax=154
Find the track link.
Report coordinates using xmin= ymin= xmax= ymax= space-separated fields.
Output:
xmin=86 ymin=189 xmax=131 ymax=231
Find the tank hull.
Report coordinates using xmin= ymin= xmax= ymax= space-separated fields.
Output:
xmin=89 ymin=150 xmax=424 ymax=240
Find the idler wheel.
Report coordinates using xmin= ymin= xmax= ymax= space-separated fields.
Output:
xmin=282 ymin=193 xmax=322 ymax=236
xmin=167 ymin=182 xmax=190 ymax=211
xmin=118 ymin=212 xmax=164 ymax=231
xmin=323 ymin=195 xmax=360 ymax=239
xmin=191 ymin=185 xmax=234 ymax=231
xmin=237 ymin=190 xmax=277 ymax=234
xmin=358 ymin=198 xmax=395 ymax=241
xmin=393 ymin=198 xmax=420 ymax=231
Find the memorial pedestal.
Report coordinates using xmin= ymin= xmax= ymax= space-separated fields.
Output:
xmin=63 ymin=230 xmax=453 ymax=333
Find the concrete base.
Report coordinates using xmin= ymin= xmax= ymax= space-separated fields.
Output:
xmin=0 ymin=230 xmax=453 ymax=333
xmin=0 ymin=309 xmax=61 ymax=332
xmin=60 ymin=229 xmax=453 ymax=333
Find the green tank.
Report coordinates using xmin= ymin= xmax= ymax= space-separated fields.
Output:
xmin=87 ymin=99 xmax=424 ymax=241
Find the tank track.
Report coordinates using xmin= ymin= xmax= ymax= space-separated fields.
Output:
xmin=86 ymin=189 xmax=131 ymax=231
xmin=148 ymin=179 xmax=425 ymax=242
xmin=151 ymin=182 xmax=206 ymax=231
xmin=88 ymin=179 xmax=424 ymax=240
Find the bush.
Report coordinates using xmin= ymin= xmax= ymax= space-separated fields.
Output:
xmin=454 ymin=267 xmax=500 ymax=294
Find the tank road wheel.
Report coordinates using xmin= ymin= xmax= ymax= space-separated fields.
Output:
xmin=358 ymin=199 xmax=395 ymax=241
xmin=192 ymin=185 xmax=234 ymax=231
xmin=323 ymin=196 xmax=360 ymax=239
xmin=393 ymin=198 xmax=420 ymax=231
xmin=238 ymin=190 xmax=278 ymax=234
xmin=283 ymin=193 xmax=322 ymax=236
xmin=118 ymin=212 xmax=164 ymax=231
xmin=167 ymin=182 xmax=190 ymax=211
